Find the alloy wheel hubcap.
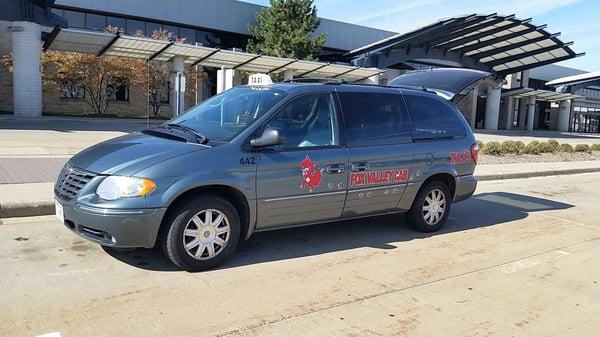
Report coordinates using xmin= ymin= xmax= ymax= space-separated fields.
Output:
xmin=422 ymin=189 xmax=446 ymax=225
xmin=182 ymin=209 xmax=230 ymax=260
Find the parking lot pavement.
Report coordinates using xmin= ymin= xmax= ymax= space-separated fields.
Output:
xmin=1 ymin=173 xmax=600 ymax=337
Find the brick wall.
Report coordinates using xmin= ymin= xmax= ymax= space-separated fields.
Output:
xmin=43 ymin=84 xmax=175 ymax=118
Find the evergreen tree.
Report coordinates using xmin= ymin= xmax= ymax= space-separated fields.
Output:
xmin=247 ymin=0 xmax=326 ymax=61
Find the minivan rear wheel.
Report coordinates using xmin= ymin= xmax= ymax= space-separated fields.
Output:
xmin=407 ymin=181 xmax=451 ymax=233
xmin=160 ymin=195 xmax=240 ymax=271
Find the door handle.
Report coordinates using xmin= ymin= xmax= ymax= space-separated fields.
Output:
xmin=351 ymin=162 xmax=369 ymax=172
xmin=325 ymin=164 xmax=347 ymax=174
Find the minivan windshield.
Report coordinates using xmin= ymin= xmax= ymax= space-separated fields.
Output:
xmin=167 ymin=86 xmax=286 ymax=142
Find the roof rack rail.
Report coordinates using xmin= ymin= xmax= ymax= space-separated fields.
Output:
xmin=389 ymin=84 xmax=438 ymax=94
xmin=342 ymin=82 xmax=439 ymax=95
xmin=283 ymin=77 xmax=346 ymax=84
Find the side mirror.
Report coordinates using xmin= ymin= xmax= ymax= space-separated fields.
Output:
xmin=250 ymin=127 xmax=285 ymax=148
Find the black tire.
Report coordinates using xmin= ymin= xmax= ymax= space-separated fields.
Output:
xmin=407 ymin=180 xmax=452 ymax=233
xmin=160 ymin=194 xmax=240 ymax=271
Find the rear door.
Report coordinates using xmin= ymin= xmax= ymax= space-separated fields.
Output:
xmin=402 ymin=92 xmax=473 ymax=178
xmin=255 ymin=92 xmax=349 ymax=229
xmin=389 ymin=68 xmax=497 ymax=103
xmin=337 ymin=88 xmax=415 ymax=217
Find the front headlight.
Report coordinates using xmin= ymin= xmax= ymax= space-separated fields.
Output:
xmin=96 ymin=176 xmax=156 ymax=201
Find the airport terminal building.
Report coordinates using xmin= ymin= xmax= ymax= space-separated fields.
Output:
xmin=1 ymin=0 xmax=599 ymax=133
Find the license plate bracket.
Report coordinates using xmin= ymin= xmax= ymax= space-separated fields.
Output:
xmin=55 ymin=200 xmax=64 ymax=223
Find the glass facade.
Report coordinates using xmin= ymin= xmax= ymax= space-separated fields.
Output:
xmin=51 ymin=7 xmax=249 ymax=49
xmin=572 ymin=105 xmax=600 ymax=133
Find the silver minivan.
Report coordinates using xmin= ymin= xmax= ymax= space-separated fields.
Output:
xmin=55 ymin=68 xmax=488 ymax=271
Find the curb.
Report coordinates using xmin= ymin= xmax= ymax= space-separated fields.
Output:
xmin=475 ymin=166 xmax=600 ymax=182
xmin=0 ymin=201 xmax=55 ymax=219
xmin=1 ymin=168 xmax=600 ymax=219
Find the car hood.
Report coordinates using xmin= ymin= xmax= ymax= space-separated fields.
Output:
xmin=69 ymin=133 xmax=205 ymax=176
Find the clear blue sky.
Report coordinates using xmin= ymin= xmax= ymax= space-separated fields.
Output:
xmin=240 ymin=0 xmax=599 ymax=71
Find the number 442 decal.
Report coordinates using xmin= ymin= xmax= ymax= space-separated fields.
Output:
xmin=239 ymin=157 xmax=256 ymax=165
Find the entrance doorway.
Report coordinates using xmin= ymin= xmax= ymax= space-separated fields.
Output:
xmin=537 ymin=104 xmax=551 ymax=130
xmin=475 ymin=95 xmax=486 ymax=129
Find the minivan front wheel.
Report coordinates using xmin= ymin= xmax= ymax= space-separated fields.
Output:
xmin=161 ymin=195 xmax=240 ymax=271
xmin=407 ymin=181 xmax=451 ymax=233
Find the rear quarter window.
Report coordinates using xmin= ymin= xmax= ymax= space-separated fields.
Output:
xmin=403 ymin=94 xmax=467 ymax=140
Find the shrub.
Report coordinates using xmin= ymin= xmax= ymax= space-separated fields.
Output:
xmin=541 ymin=139 xmax=560 ymax=153
xmin=499 ymin=140 xmax=525 ymax=155
xmin=481 ymin=141 xmax=502 ymax=156
xmin=591 ymin=144 xmax=600 ymax=152
xmin=520 ymin=140 xmax=542 ymax=155
xmin=477 ymin=140 xmax=485 ymax=150
xmin=559 ymin=143 xmax=574 ymax=153
xmin=575 ymin=144 xmax=592 ymax=154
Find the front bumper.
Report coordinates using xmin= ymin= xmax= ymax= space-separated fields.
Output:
xmin=454 ymin=174 xmax=477 ymax=203
xmin=57 ymin=198 xmax=167 ymax=248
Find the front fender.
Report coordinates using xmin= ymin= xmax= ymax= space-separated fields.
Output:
xmin=145 ymin=170 xmax=257 ymax=240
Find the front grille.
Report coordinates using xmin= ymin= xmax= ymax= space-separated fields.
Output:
xmin=54 ymin=164 xmax=96 ymax=201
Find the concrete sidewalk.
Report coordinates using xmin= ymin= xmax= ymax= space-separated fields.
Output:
xmin=474 ymin=129 xmax=600 ymax=146
xmin=475 ymin=160 xmax=600 ymax=181
xmin=2 ymin=161 xmax=600 ymax=219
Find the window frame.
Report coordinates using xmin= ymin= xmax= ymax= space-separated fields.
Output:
xmin=256 ymin=91 xmax=346 ymax=152
xmin=336 ymin=90 xmax=413 ymax=148
xmin=59 ymin=79 xmax=85 ymax=100
xmin=106 ymin=78 xmax=130 ymax=102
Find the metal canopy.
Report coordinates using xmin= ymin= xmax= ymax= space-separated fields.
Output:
xmin=346 ymin=14 xmax=584 ymax=76
xmin=501 ymin=88 xmax=581 ymax=102
xmin=43 ymin=27 xmax=383 ymax=82
xmin=546 ymin=71 xmax=600 ymax=87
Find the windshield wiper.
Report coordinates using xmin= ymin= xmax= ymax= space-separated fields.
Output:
xmin=166 ymin=123 xmax=209 ymax=144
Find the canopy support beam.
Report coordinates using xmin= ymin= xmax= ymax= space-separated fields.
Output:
xmin=190 ymin=48 xmax=220 ymax=67
xmin=488 ymin=42 xmax=573 ymax=67
xmin=148 ymin=41 xmax=174 ymax=61
xmin=268 ymin=59 xmax=297 ymax=74
xmin=97 ymin=33 xmax=120 ymax=56
xmin=438 ymin=17 xmax=526 ymax=50
xmin=332 ymin=67 xmax=359 ymax=78
xmin=352 ymin=71 xmax=385 ymax=83
xmin=497 ymin=53 xmax=583 ymax=76
xmin=42 ymin=26 xmax=61 ymax=51
xmin=298 ymin=63 xmax=330 ymax=77
xmin=469 ymin=33 xmax=560 ymax=59
xmin=459 ymin=24 xmax=541 ymax=54
xmin=233 ymin=54 xmax=262 ymax=70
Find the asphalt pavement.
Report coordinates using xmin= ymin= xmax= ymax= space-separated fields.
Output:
xmin=1 ymin=173 xmax=599 ymax=337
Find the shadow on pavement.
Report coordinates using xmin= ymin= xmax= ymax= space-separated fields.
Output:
xmin=104 ymin=191 xmax=573 ymax=272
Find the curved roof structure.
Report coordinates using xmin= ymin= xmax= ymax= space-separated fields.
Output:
xmin=346 ymin=14 xmax=584 ymax=76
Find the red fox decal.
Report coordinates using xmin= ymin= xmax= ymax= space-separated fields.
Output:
xmin=299 ymin=155 xmax=323 ymax=192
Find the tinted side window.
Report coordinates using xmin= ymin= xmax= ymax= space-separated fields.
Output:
xmin=265 ymin=93 xmax=339 ymax=150
xmin=338 ymin=92 xmax=411 ymax=147
xmin=404 ymin=94 xmax=467 ymax=140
